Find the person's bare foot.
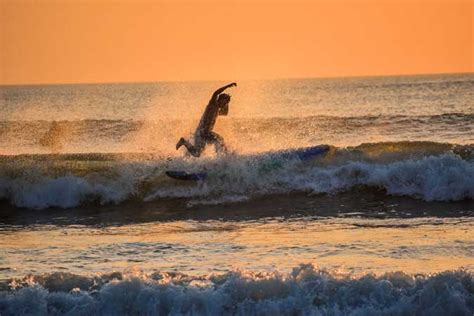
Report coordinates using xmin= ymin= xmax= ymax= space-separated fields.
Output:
xmin=176 ymin=137 xmax=186 ymax=150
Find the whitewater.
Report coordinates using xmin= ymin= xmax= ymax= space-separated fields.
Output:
xmin=0 ymin=73 xmax=473 ymax=315
xmin=0 ymin=142 xmax=473 ymax=209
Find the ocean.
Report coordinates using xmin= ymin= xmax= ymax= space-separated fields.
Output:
xmin=0 ymin=73 xmax=473 ymax=315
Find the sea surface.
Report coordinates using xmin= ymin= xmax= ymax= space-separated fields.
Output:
xmin=0 ymin=74 xmax=473 ymax=315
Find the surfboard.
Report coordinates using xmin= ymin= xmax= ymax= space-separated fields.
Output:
xmin=165 ymin=170 xmax=208 ymax=181
xmin=166 ymin=145 xmax=330 ymax=181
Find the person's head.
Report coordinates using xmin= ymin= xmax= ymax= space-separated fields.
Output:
xmin=218 ymin=93 xmax=231 ymax=116
xmin=217 ymin=93 xmax=231 ymax=106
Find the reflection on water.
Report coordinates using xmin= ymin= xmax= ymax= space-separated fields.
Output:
xmin=1 ymin=215 xmax=472 ymax=279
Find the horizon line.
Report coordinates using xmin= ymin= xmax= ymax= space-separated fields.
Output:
xmin=1 ymin=71 xmax=472 ymax=87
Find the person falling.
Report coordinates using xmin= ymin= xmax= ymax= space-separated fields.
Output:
xmin=176 ymin=82 xmax=237 ymax=157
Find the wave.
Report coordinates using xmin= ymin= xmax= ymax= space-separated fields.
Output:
xmin=0 ymin=111 xmax=473 ymax=155
xmin=1 ymin=112 xmax=473 ymax=134
xmin=1 ymin=264 xmax=473 ymax=315
xmin=0 ymin=142 xmax=473 ymax=209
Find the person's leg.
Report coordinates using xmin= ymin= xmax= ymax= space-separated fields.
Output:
xmin=176 ymin=137 xmax=203 ymax=157
xmin=176 ymin=137 xmax=187 ymax=150
xmin=206 ymin=131 xmax=228 ymax=154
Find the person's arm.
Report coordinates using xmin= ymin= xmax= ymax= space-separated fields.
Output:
xmin=211 ymin=82 xmax=237 ymax=100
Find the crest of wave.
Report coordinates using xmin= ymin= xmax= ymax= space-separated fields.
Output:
xmin=1 ymin=264 xmax=473 ymax=315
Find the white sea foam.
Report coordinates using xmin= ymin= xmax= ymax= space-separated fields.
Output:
xmin=0 ymin=264 xmax=472 ymax=315
xmin=0 ymin=174 xmax=134 ymax=210
xmin=145 ymin=154 xmax=474 ymax=204
xmin=0 ymin=151 xmax=472 ymax=209
xmin=287 ymin=154 xmax=474 ymax=202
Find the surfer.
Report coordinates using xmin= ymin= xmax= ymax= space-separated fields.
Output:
xmin=176 ymin=82 xmax=237 ymax=157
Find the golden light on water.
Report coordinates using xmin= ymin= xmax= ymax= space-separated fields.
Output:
xmin=1 ymin=218 xmax=472 ymax=277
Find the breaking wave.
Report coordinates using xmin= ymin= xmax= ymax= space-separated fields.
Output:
xmin=1 ymin=264 xmax=473 ymax=315
xmin=0 ymin=141 xmax=472 ymax=209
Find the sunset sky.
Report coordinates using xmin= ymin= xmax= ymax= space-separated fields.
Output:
xmin=1 ymin=0 xmax=472 ymax=85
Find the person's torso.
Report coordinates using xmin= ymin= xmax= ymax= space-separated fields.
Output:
xmin=197 ymin=101 xmax=219 ymax=133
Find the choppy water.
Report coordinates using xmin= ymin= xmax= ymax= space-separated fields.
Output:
xmin=0 ymin=74 xmax=473 ymax=315
xmin=1 ymin=74 xmax=473 ymax=155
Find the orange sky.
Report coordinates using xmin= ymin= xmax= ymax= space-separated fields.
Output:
xmin=1 ymin=0 xmax=472 ymax=85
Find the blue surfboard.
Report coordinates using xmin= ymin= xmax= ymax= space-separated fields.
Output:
xmin=166 ymin=145 xmax=330 ymax=181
